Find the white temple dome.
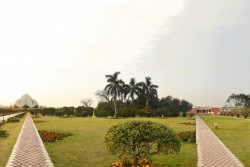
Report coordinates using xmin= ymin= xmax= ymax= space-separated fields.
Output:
xmin=14 ymin=94 xmax=39 ymax=109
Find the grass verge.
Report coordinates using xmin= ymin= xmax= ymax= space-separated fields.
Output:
xmin=0 ymin=115 xmax=25 ymax=167
xmin=34 ymin=116 xmax=197 ymax=167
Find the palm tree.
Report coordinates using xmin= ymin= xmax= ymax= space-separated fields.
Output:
xmin=105 ymin=71 xmax=124 ymax=117
xmin=123 ymin=78 xmax=140 ymax=103
xmin=139 ymin=77 xmax=158 ymax=106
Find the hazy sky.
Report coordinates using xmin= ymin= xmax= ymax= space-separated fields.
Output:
xmin=0 ymin=0 xmax=250 ymax=108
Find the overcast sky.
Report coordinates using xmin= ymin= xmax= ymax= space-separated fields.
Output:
xmin=0 ymin=0 xmax=250 ymax=108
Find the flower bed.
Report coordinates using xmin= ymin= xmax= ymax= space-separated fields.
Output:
xmin=111 ymin=158 xmax=153 ymax=167
xmin=177 ymin=131 xmax=196 ymax=143
xmin=38 ymin=131 xmax=72 ymax=142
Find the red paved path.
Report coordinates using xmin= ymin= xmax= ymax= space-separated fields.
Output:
xmin=6 ymin=113 xmax=53 ymax=167
xmin=196 ymin=116 xmax=244 ymax=167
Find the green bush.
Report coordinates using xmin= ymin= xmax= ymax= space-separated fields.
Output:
xmin=75 ymin=106 xmax=94 ymax=117
xmin=7 ymin=117 xmax=20 ymax=123
xmin=95 ymin=102 xmax=114 ymax=117
xmin=241 ymin=108 xmax=250 ymax=118
xmin=154 ymin=107 xmax=172 ymax=117
xmin=117 ymin=103 xmax=136 ymax=117
xmin=104 ymin=120 xmax=180 ymax=166
xmin=137 ymin=105 xmax=153 ymax=117
xmin=0 ymin=130 xmax=8 ymax=137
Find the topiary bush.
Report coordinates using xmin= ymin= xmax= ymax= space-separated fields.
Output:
xmin=104 ymin=121 xmax=181 ymax=166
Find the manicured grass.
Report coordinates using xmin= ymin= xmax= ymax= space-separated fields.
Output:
xmin=202 ymin=116 xmax=250 ymax=166
xmin=0 ymin=115 xmax=26 ymax=167
xmin=33 ymin=116 xmax=197 ymax=167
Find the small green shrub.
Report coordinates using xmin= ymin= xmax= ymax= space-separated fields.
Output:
xmin=179 ymin=122 xmax=196 ymax=125
xmin=241 ymin=108 xmax=250 ymax=118
xmin=0 ymin=130 xmax=8 ymax=137
xmin=7 ymin=117 xmax=20 ymax=123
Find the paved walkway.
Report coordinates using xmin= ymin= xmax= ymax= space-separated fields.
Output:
xmin=6 ymin=113 xmax=54 ymax=167
xmin=0 ymin=112 xmax=24 ymax=122
xmin=196 ymin=116 xmax=244 ymax=167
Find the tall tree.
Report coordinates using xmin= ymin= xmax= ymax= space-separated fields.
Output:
xmin=80 ymin=98 xmax=93 ymax=107
xmin=123 ymin=78 xmax=141 ymax=103
xmin=180 ymin=99 xmax=193 ymax=117
xmin=104 ymin=71 xmax=124 ymax=117
xmin=139 ymin=77 xmax=158 ymax=106
xmin=226 ymin=93 xmax=250 ymax=107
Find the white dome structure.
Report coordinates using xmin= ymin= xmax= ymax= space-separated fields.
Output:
xmin=14 ymin=94 xmax=39 ymax=109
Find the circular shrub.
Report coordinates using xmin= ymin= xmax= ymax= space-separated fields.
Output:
xmin=104 ymin=121 xmax=181 ymax=166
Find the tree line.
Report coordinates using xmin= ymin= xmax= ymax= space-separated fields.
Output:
xmin=95 ymin=71 xmax=193 ymax=117
xmin=37 ymin=106 xmax=94 ymax=117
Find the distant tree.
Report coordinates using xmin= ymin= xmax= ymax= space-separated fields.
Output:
xmin=170 ymin=98 xmax=181 ymax=117
xmin=139 ymin=77 xmax=158 ymax=106
xmin=76 ymin=106 xmax=94 ymax=117
xmin=42 ymin=107 xmax=56 ymax=116
xmin=104 ymin=121 xmax=180 ymax=166
xmin=137 ymin=105 xmax=153 ymax=117
xmin=104 ymin=71 xmax=124 ymax=117
xmin=81 ymin=98 xmax=93 ymax=107
xmin=94 ymin=102 xmax=114 ymax=117
xmin=227 ymin=93 xmax=250 ymax=118
xmin=180 ymin=100 xmax=193 ymax=117
xmin=75 ymin=106 xmax=84 ymax=117
xmin=95 ymin=90 xmax=113 ymax=103
xmin=241 ymin=108 xmax=250 ymax=118
xmin=117 ymin=102 xmax=137 ymax=117
xmin=226 ymin=93 xmax=250 ymax=107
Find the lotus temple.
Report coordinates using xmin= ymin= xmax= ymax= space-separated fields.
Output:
xmin=14 ymin=94 xmax=39 ymax=110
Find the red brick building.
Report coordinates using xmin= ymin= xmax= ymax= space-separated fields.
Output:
xmin=188 ymin=107 xmax=241 ymax=115
xmin=189 ymin=107 xmax=221 ymax=115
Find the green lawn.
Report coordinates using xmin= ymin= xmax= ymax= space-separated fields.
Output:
xmin=0 ymin=115 xmax=25 ymax=167
xmin=202 ymin=116 xmax=250 ymax=166
xmin=33 ymin=116 xmax=197 ymax=167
